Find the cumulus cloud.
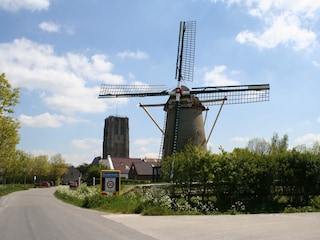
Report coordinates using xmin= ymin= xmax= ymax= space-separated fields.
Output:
xmin=312 ymin=61 xmax=320 ymax=67
xmin=295 ymin=133 xmax=320 ymax=146
xmin=117 ymin=50 xmax=149 ymax=59
xmin=39 ymin=21 xmax=60 ymax=33
xmin=18 ymin=112 xmax=88 ymax=128
xmin=215 ymin=0 xmax=320 ymax=51
xmin=133 ymin=137 xmax=160 ymax=158
xmin=230 ymin=136 xmax=250 ymax=143
xmin=71 ymin=138 xmax=101 ymax=150
xmin=0 ymin=38 xmax=127 ymax=114
xmin=0 ymin=0 xmax=50 ymax=12
xmin=204 ymin=65 xmax=240 ymax=86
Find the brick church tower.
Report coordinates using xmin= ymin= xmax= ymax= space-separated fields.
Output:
xmin=103 ymin=116 xmax=129 ymax=159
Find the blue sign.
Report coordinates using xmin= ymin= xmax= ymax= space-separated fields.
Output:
xmin=102 ymin=172 xmax=119 ymax=179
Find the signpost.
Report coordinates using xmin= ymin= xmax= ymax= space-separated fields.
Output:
xmin=100 ymin=170 xmax=121 ymax=195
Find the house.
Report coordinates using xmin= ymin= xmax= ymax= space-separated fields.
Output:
xmin=128 ymin=161 xmax=161 ymax=181
xmin=96 ymin=156 xmax=141 ymax=179
xmin=61 ymin=166 xmax=82 ymax=185
xmin=91 ymin=155 xmax=161 ymax=180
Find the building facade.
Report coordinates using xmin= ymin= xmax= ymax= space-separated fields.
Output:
xmin=103 ymin=116 xmax=129 ymax=159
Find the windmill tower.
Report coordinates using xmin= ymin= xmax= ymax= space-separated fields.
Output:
xmin=99 ymin=21 xmax=270 ymax=160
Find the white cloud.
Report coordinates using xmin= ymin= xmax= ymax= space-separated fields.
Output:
xmin=204 ymin=65 xmax=240 ymax=86
xmin=134 ymin=137 xmax=159 ymax=146
xmin=18 ymin=112 xmax=87 ymax=128
xmin=230 ymin=136 xmax=250 ymax=143
xmin=133 ymin=137 xmax=160 ymax=158
xmin=0 ymin=38 xmax=127 ymax=114
xmin=71 ymin=138 xmax=101 ymax=150
xmin=62 ymin=152 xmax=96 ymax=167
xmin=295 ymin=133 xmax=320 ymax=146
xmin=236 ymin=14 xmax=316 ymax=51
xmin=312 ymin=60 xmax=320 ymax=67
xmin=215 ymin=0 xmax=320 ymax=51
xmin=117 ymin=50 xmax=149 ymax=59
xmin=0 ymin=0 xmax=50 ymax=12
xmin=39 ymin=21 xmax=60 ymax=33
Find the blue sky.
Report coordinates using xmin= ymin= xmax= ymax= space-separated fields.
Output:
xmin=1 ymin=0 xmax=320 ymax=166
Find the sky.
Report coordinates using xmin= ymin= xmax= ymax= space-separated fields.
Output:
xmin=1 ymin=0 xmax=320 ymax=166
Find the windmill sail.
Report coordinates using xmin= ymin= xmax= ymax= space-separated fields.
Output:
xmin=99 ymin=84 xmax=168 ymax=98
xmin=192 ymin=84 xmax=270 ymax=105
xmin=176 ymin=21 xmax=196 ymax=82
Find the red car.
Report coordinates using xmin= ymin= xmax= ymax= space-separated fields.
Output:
xmin=69 ymin=181 xmax=78 ymax=188
xmin=34 ymin=181 xmax=51 ymax=187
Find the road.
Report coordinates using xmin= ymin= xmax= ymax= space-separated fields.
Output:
xmin=1 ymin=187 xmax=320 ymax=240
xmin=0 ymin=187 xmax=154 ymax=240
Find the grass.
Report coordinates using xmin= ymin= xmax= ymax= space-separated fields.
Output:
xmin=54 ymin=184 xmax=220 ymax=215
xmin=0 ymin=184 xmax=32 ymax=197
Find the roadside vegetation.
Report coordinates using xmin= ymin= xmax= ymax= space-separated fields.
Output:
xmin=55 ymin=134 xmax=320 ymax=215
xmin=0 ymin=184 xmax=33 ymax=197
xmin=0 ymin=73 xmax=68 ymax=187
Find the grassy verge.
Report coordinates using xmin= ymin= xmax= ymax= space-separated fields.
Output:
xmin=54 ymin=185 xmax=201 ymax=215
xmin=55 ymin=184 xmax=320 ymax=215
xmin=0 ymin=184 xmax=33 ymax=197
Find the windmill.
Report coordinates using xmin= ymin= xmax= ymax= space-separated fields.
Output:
xmin=99 ymin=21 xmax=270 ymax=160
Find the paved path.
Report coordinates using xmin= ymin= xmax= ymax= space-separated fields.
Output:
xmin=104 ymin=212 xmax=320 ymax=240
xmin=1 ymin=188 xmax=320 ymax=239
xmin=0 ymin=188 xmax=154 ymax=240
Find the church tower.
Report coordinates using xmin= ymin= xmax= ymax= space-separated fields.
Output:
xmin=103 ymin=116 xmax=129 ymax=158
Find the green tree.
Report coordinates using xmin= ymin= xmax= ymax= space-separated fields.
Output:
xmin=50 ymin=153 xmax=68 ymax=185
xmin=0 ymin=73 xmax=20 ymax=115
xmin=0 ymin=73 xmax=20 ymax=184
xmin=270 ymin=133 xmax=288 ymax=154
xmin=33 ymin=155 xmax=50 ymax=182
xmin=0 ymin=116 xmax=20 ymax=184
xmin=161 ymin=143 xmax=216 ymax=201
xmin=17 ymin=150 xmax=33 ymax=186
xmin=87 ymin=164 xmax=109 ymax=184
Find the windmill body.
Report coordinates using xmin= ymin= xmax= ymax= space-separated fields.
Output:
xmin=99 ymin=21 xmax=270 ymax=159
xmin=163 ymin=85 xmax=206 ymax=158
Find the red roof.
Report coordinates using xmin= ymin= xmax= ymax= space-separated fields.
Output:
xmin=111 ymin=157 xmax=141 ymax=174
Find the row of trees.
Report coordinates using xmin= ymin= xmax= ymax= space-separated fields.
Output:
xmin=161 ymin=135 xmax=320 ymax=212
xmin=2 ymin=151 xmax=68 ymax=185
xmin=0 ymin=73 xmax=68 ymax=186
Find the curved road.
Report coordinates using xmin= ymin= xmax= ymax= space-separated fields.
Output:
xmin=1 ymin=187 xmax=320 ymax=240
xmin=0 ymin=187 xmax=154 ymax=240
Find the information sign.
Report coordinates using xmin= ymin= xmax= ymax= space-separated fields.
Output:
xmin=100 ymin=170 xmax=121 ymax=195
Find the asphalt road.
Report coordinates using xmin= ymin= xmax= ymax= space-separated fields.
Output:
xmin=1 ymin=187 xmax=320 ymax=240
xmin=0 ymin=187 xmax=154 ymax=240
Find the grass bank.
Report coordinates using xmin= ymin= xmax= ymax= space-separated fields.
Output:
xmin=54 ymin=184 xmax=320 ymax=215
xmin=0 ymin=184 xmax=32 ymax=197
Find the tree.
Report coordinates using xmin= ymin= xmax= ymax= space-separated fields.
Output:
xmin=0 ymin=73 xmax=20 ymax=184
xmin=246 ymin=138 xmax=270 ymax=154
xmin=50 ymin=154 xmax=68 ymax=185
xmin=270 ymin=133 xmax=288 ymax=154
xmin=33 ymin=155 xmax=50 ymax=182
xmin=17 ymin=150 xmax=33 ymax=186
xmin=87 ymin=164 xmax=109 ymax=185
xmin=0 ymin=73 xmax=20 ymax=115
xmin=161 ymin=142 xmax=216 ymax=201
